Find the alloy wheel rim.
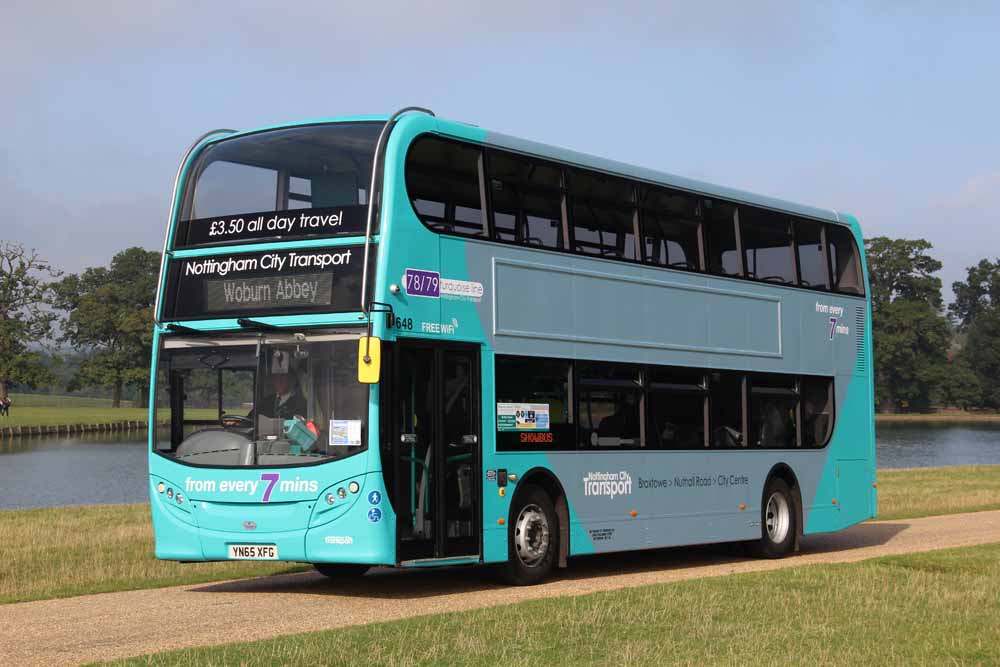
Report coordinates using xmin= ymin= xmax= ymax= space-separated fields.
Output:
xmin=765 ymin=492 xmax=790 ymax=544
xmin=514 ymin=504 xmax=550 ymax=566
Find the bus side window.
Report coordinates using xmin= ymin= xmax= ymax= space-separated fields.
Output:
xmin=827 ymin=225 xmax=864 ymax=295
xmin=748 ymin=374 xmax=798 ymax=448
xmin=568 ymin=169 xmax=637 ymax=261
xmin=405 ymin=136 xmax=487 ymax=237
xmin=639 ymin=187 xmax=702 ymax=271
xmin=495 ymin=356 xmax=574 ymax=451
xmin=646 ymin=367 xmax=707 ymax=449
xmin=709 ymin=372 xmax=744 ymax=448
xmin=487 ymin=151 xmax=564 ymax=250
xmin=704 ymin=199 xmax=742 ymax=277
xmin=740 ymin=209 xmax=796 ymax=285
xmin=576 ymin=362 xmax=642 ymax=449
xmin=795 ymin=219 xmax=829 ymax=289
xmin=801 ymin=376 xmax=834 ymax=447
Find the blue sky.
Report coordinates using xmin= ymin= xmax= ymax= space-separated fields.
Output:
xmin=2 ymin=1 xmax=998 ymax=298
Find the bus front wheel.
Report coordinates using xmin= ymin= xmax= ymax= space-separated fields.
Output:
xmin=500 ymin=485 xmax=558 ymax=586
xmin=313 ymin=563 xmax=369 ymax=579
xmin=757 ymin=478 xmax=796 ymax=558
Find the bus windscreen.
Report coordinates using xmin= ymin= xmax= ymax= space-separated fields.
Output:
xmin=174 ymin=122 xmax=382 ymax=247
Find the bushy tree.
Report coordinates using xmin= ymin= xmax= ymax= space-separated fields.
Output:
xmin=54 ymin=248 xmax=160 ymax=407
xmin=865 ymin=237 xmax=951 ymax=412
xmin=0 ymin=242 xmax=59 ymax=399
xmin=950 ymin=259 xmax=1000 ymax=330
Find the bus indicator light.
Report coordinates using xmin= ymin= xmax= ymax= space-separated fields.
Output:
xmin=498 ymin=519 xmax=505 ymax=526
xmin=629 ymin=510 xmax=638 ymax=518
xmin=498 ymin=487 xmax=505 ymax=498
xmin=739 ymin=504 xmax=746 ymax=511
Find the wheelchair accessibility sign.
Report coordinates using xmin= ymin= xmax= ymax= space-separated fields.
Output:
xmin=367 ymin=507 xmax=382 ymax=523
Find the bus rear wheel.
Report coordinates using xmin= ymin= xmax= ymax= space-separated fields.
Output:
xmin=499 ymin=485 xmax=558 ymax=586
xmin=757 ymin=478 xmax=796 ymax=558
xmin=313 ymin=563 xmax=369 ymax=579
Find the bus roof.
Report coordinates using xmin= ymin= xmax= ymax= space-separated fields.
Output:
xmin=212 ymin=113 xmax=851 ymax=226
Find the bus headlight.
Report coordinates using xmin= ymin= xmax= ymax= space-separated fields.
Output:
xmin=326 ymin=493 xmax=336 ymax=505
xmin=337 ymin=487 xmax=347 ymax=499
xmin=176 ymin=493 xmax=184 ymax=504
xmin=348 ymin=481 xmax=360 ymax=494
xmin=157 ymin=482 xmax=165 ymax=494
xmin=166 ymin=488 xmax=174 ymax=499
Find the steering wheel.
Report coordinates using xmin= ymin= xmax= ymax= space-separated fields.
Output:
xmin=221 ymin=413 xmax=253 ymax=428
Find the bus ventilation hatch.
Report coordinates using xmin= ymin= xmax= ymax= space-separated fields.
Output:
xmin=854 ymin=306 xmax=866 ymax=374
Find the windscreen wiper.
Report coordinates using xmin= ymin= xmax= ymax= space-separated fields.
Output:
xmin=236 ymin=318 xmax=283 ymax=332
xmin=165 ymin=323 xmax=199 ymax=334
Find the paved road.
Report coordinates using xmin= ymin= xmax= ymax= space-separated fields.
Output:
xmin=4 ymin=510 xmax=1000 ymax=666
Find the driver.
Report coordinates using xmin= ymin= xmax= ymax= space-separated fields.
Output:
xmin=259 ymin=360 xmax=307 ymax=420
xmin=258 ymin=350 xmax=306 ymax=419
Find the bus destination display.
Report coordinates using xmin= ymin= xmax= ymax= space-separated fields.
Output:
xmin=205 ymin=273 xmax=333 ymax=312
xmin=161 ymin=245 xmax=371 ymax=320
xmin=177 ymin=205 xmax=367 ymax=247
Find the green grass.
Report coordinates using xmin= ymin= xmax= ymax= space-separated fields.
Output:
xmin=0 ymin=405 xmax=152 ymax=427
xmin=877 ymin=465 xmax=1000 ymax=520
xmin=876 ymin=412 xmax=1000 ymax=423
xmin=2 ymin=465 xmax=998 ymax=606
xmin=2 ymin=392 xmax=146 ymax=426
xmin=98 ymin=542 xmax=1000 ymax=666
xmin=0 ymin=504 xmax=307 ymax=605
xmin=8 ymin=392 xmax=138 ymax=408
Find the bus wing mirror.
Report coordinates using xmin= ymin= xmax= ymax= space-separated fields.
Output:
xmin=357 ymin=336 xmax=381 ymax=384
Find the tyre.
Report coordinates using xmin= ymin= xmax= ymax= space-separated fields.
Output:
xmin=757 ymin=478 xmax=796 ymax=558
xmin=313 ymin=563 xmax=370 ymax=579
xmin=499 ymin=485 xmax=558 ymax=586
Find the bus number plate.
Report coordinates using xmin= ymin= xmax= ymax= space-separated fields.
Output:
xmin=228 ymin=544 xmax=278 ymax=560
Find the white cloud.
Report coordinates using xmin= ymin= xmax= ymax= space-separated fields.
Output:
xmin=932 ymin=171 xmax=1000 ymax=209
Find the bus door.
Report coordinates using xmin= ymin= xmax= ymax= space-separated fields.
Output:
xmin=391 ymin=342 xmax=480 ymax=563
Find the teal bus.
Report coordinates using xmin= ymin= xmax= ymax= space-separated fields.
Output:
xmin=150 ymin=108 xmax=875 ymax=584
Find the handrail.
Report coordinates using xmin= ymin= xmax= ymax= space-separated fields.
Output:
xmin=154 ymin=128 xmax=236 ymax=323
xmin=360 ymin=107 xmax=435 ymax=315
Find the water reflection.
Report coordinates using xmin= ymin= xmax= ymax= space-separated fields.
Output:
xmin=2 ymin=425 xmax=1000 ymax=510
xmin=0 ymin=431 xmax=151 ymax=510
xmin=875 ymin=423 xmax=1000 ymax=469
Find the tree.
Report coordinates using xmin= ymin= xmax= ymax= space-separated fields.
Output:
xmin=0 ymin=242 xmax=59 ymax=400
xmin=935 ymin=358 xmax=982 ymax=410
xmin=864 ymin=237 xmax=951 ymax=412
xmin=950 ymin=258 xmax=1000 ymax=331
xmin=54 ymin=248 xmax=160 ymax=407
xmin=866 ymin=237 xmax=944 ymax=311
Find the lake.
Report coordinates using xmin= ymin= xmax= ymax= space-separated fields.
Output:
xmin=2 ymin=424 xmax=1000 ymax=510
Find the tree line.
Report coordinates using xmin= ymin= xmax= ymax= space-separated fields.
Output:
xmin=0 ymin=242 xmax=159 ymax=407
xmin=0 ymin=236 xmax=997 ymax=413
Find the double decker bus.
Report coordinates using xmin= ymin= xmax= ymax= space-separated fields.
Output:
xmin=150 ymin=108 xmax=875 ymax=585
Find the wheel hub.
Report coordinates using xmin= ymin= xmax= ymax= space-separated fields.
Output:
xmin=765 ymin=492 xmax=790 ymax=544
xmin=514 ymin=504 xmax=550 ymax=566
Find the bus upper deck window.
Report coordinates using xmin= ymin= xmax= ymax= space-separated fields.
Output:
xmin=704 ymin=200 xmax=741 ymax=277
xmin=405 ymin=136 xmax=486 ymax=237
xmin=827 ymin=225 xmax=864 ymax=295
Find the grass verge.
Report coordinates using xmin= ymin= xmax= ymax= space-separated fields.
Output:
xmin=0 ymin=405 xmax=151 ymax=427
xmin=876 ymin=411 xmax=1000 ymax=423
xmin=2 ymin=465 xmax=998 ymax=605
xmin=0 ymin=504 xmax=307 ymax=605
xmin=97 ymin=542 xmax=1000 ymax=666
xmin=876 ymin=464 xmax=1000 ymax=520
